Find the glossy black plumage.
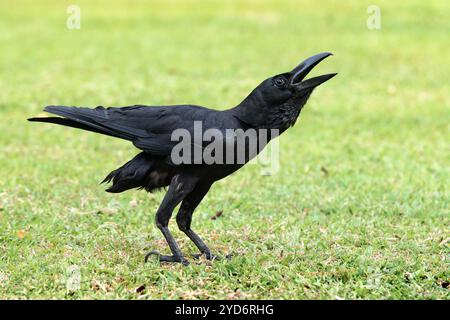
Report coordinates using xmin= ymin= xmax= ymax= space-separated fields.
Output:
xmin=28 ymin=53 xmax=336 ymax=265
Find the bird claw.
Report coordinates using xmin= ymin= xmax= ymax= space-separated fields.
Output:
xmin=144 ymin=250 xmax=189 ymax=266
xmin=191 ymin=252 xmax=232 ymax=261
xmin=191 ymin=253 xmax=216 ymax=260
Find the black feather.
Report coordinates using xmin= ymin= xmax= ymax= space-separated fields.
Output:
xmin=102 ymin=152 xmax=152 ymax=193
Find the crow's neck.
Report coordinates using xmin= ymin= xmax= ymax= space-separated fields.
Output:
xmin=231 ymin=93 xmax=306 ymax=132
xmin=231 ymin=90 xmax=271 ymax=129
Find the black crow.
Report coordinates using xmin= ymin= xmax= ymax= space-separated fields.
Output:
xmin=28 ymin=52 xmax=336 ymax=265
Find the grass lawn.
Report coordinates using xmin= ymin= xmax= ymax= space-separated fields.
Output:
xmin=0 ymin=0 xmax=448 ymax=299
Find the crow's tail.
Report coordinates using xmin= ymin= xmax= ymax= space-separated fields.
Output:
xmin=28 ymin=105 xmax=135 ymax=141
xmin=28 ymin=116 xmax=123 ymax=139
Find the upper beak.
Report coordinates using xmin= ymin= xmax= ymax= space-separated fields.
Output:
xmin=290 ymin=52 xmax=337 ymax=90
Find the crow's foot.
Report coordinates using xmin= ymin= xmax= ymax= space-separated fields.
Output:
xmin=191 ymin=252 xmax=232 ymax=261
xmin=144 ymin=250 xmax=189 ymax=266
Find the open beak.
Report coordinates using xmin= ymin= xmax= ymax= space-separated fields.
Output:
xmin=290 ymin=52 xmax=337 ymax=90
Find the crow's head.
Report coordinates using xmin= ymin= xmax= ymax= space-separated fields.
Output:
xmin=235 ymin=52 xmax=336 ymax=129
xmin=258 ymin=52 xmax=336 ymax=106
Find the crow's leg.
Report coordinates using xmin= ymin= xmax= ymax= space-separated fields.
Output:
xmin=145 ymin=174 xmax=198 ymax=266
xmin=176 ymin=183 xmax=217 ymax=260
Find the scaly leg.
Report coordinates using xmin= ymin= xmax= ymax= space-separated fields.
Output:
xmin=144 ymin=174 xmax=198 ymax=266
xmin=176 ymin=182 xmax=218 ymax=260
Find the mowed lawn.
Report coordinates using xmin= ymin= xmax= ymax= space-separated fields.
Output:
xmin=0 ymin=0 xmax=448 ymax=299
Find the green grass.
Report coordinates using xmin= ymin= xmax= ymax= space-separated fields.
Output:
xmin=0 ymin=0 xmax=449 ymax=299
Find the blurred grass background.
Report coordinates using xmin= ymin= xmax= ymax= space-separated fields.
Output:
xmin=0 ymin=0 xmax=448 ymax=299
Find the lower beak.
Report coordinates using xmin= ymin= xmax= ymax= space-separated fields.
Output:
xmin=295 ymin=73 xmax=337 ymax=90
xmin=290 ymin=52 xmax=337 ymax=89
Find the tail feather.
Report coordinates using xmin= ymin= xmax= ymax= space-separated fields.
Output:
xmin=29 ymin=106 xmax=173 ymax=194
xmin=28 ymin=117 xmax=121 ymax=138
xmin=28 ymin=105 xmax=137 ymax=141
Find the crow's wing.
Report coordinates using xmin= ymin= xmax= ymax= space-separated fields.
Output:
xmin=31 ymin=105 xmax=220 ymax=155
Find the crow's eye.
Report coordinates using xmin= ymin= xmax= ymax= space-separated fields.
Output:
xmin=274 ymin=77 xmax=286 ymax=88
